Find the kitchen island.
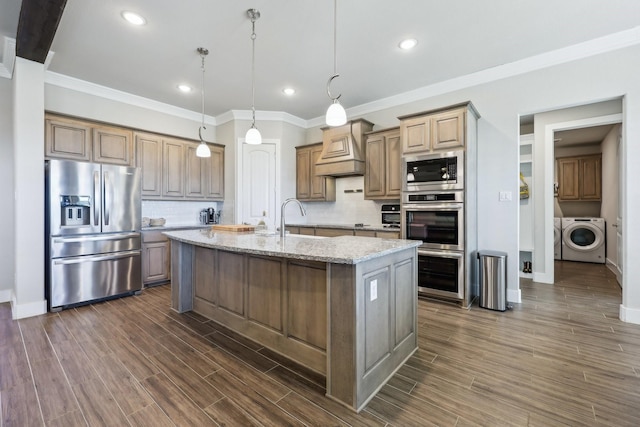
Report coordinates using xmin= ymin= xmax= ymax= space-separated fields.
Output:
xmin=164 ymin=229 xmax=420 ymax=412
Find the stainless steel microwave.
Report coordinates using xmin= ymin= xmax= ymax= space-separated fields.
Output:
xmin=402 ymin=150 xmax=464 ymax=192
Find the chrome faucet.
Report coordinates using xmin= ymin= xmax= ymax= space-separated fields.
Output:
xmin=280 ymin=198 xmax=306 ymax=238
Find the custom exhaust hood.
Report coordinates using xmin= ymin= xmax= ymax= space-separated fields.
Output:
xmin=315 ymin=119 xmax=374 ymax=176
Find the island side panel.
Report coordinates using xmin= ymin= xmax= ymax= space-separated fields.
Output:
xmin=171 ymin=240 xmax=194 ymax=313
xmin=191 ymin=248 xmax=327 ymax=374
xmin=328 ymin=247 xmax=418 ymax=412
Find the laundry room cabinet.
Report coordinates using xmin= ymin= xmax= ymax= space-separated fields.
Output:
xmin=557 ymin=154 xmax=601 ymax=201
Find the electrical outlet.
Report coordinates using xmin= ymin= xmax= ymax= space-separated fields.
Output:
xmin=499 ymin=191 xmax=512 ymax=201
xmin=370 ymin=279 xmax=378 ymax=301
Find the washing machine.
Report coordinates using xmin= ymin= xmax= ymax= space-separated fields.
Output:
xmin=561 ymin=218 xmax=606 ymax=263
xmin=554 ymin=217 xmax=562 ymax=260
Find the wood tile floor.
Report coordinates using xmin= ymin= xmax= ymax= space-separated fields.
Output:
xmin=2 ymin=260 xmax=640 ymax=426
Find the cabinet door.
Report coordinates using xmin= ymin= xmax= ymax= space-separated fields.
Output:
xmin=296 ymin=147 xmax=312 ymax=200
xmin=315 ymin=228 xmax=353 ymax=237
xmin=558 ymin=158 xmax=580 ymax=201
xmin=185 ymin=143 xmax=206 ymax=199
xmin=376 ymin=231 xmax=400 ymax=239
xmin=135 ymin=132 xmax=162 ymax=198
xmin=207 ymin=145 xmax=225 ymax=200
xmin=93 ymin=126 xmax=133 ymax=166
xmin=163 ymin=139 xmax=184 ymax=198
xmin=142 ymin=241 xmax=171 ymax=285
xmin=581 ymin=155 xmax=601 ymax=200
xmin=385 ymin=131 xmax=402 ymax=197
xmin=431 ymin=108 xmax=465 ymax=151
xmin=365 ymin=134 xmax=386 ymax=198
xmin=45 ymin=117 xmax=92 ymax=161
xmin=309 ymin=144 xmax=336 ymax=201
xmin=401 ymin=116 xmax=430 ymax=154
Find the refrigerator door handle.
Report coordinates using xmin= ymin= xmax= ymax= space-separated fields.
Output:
xmin=93 ymin=171 xmax=100 ymax=226
xmin=104 ymin=171 xmax=111 ymax=226
xmin=52 ymin=232 xmax=140 ymax=244
xmin=52 ymin=250 xmax=141 ymax=265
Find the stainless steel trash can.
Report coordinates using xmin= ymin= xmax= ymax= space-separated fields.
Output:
xmin=477 ymin=250 xmax=508 ymax=311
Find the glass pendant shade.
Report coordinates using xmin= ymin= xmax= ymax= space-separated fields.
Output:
xmin=245 ymin=126 xmax=262 ymax=145
xmin=196 ymin=140 xmax=211 ymax=157
xmin=325 ymin=100 xmax=347 ymax=126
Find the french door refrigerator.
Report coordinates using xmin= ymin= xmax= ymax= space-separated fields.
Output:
xmin=45 ymin=159 xmax=142 ymax=311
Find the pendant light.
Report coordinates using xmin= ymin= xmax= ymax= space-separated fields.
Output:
xmin=325 ymin=0 xmax=347 ymax=127
xmin=245 ymin=8 xmax=262 ymax=145
xmin=196 ymin=47 xmax=212 ymax=158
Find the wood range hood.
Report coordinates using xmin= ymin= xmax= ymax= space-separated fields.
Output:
xmin=315 ymin=119 xmax=374 ymax=176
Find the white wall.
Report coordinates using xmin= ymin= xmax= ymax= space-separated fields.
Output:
xmin=0 ymin=76 xmax=14 ymax=302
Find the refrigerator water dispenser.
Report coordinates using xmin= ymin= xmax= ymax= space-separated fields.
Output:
xmin=60 ymin=195 xmax=91 ymax=226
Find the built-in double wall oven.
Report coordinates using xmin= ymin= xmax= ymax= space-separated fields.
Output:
xmin=402 ymin=150 xmax=465 ymax=301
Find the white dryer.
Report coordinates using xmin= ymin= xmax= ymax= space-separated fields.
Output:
xmin=561 ymin=218 xmax=606 ymax=264
xmin=554 ymin=217 xmax=562 ymax=260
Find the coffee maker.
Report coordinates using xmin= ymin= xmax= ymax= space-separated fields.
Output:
xmin=200 ymin=207 xmax=217 ymax=224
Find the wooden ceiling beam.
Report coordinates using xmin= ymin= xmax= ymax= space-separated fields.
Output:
xmin=15 ymin=0 xmax=67 ymax=63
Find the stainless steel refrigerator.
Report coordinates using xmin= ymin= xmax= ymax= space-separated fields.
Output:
xmin=45 ymin=159 xmax=142 ymax=311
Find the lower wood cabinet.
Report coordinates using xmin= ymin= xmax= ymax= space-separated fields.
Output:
xmin=315 ymin=228 xmax=354 ymax=237
xmin=142 ymin=230 xmax=171 ymax=285
xmin=288 ymin=226 xmax=400 ymax=239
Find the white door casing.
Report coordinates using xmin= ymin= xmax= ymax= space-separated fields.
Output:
xmin=616 ymin=129 xmax=623 ymax=286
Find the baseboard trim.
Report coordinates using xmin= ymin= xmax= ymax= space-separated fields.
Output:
xmin=0 ymin=289 xmax=11 ymax=303
xmin=619 ymin=304 xmax=640 ymax=325
xmin=11 ymin=298 xmax=47 ymax=319
xmin=507 ymin=288 xmax=522 ymax=304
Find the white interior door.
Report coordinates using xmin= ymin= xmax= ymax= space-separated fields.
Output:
xmin=241 ymin=143 xmax=276 ymax=228
xmin=616 ymin=130 xmax=623 ymax=286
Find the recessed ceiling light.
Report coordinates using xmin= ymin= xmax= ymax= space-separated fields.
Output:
xmin=121 ymin=11 xmax=146 ymax=26
xmin=177 ymin=84 xmax=192 ymax=93
xmin=399 ymin=38 xmax=418 ymax=50
xmin=282 ymin=87 xmax=296 ymax=96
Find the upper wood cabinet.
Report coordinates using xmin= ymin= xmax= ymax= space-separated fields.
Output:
xmin=399 ymin=104 xmax=471 ymax=154
xmin=46 ymin=114 xmax=133 ymax=166
xmin=296 ymin=143 xmax=336 ymax=202
xmin=136 ymin=134 xmax=224 ymax=201
xmin=45 ymin=115 xmax=92 ymax=161
xmin=364 ymin=127 xmax=401 ymax=200
xmin=135 ymin=132 xmax=163 ymax=197
xmin=92 ymin=125 xmax=133 ymax=165
xmin=557 ymin=154 xmax=602 ymax=201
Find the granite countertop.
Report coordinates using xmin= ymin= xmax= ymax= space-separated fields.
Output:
xmin=142 ymin=224 xmax=210 ymax=232
xmin=163 ymin=229 xmax=420 ymax=265
xmin=286 ymin=223 xmax=401 ymax=233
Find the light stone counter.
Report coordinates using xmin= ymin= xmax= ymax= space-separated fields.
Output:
xmin=163 ymin=229 xmax=420 ymax=264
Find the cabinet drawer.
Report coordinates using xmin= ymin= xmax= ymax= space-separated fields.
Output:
xmin=315 ymin=228 xmax=354 ymax=237
xmin=142 ymin=230 xmax=168 ymax=243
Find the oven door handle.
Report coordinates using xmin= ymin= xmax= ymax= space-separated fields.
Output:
xmin=418 ymin=249 xmax=464 ymax=259
xmin=403 ymin=203 xmax=464 ymax=211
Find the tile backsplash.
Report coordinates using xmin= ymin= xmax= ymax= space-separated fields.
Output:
xmin=292 ymin=176 xmax=398 ymax=226
xmin=142 ymin=200 xmax=220 ymax=226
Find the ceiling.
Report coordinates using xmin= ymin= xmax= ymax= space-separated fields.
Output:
xmin=2 ymin=0 xmax=640 ymax=123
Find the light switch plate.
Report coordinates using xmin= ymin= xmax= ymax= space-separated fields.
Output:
xmin=370 ymin=279 xmax=378 ymax=301
xmin=499 ymin=191 xmax=512 ymax=201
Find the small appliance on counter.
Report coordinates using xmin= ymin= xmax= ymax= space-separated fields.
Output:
xmin=200 ymin=207 xmax=220 ymax=225
xmin=381 ymin=204 xmax=401 ymax=228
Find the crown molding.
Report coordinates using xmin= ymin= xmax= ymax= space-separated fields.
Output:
xmin=218 ymin=109 xmax=308 ymax=128
xmin=313 ymin=25 xmax=640 ymax=126
xmin=0 ymin=37 xmax=16 ymax=79
xmin=45 ymin=71 xmax=213 ymax=124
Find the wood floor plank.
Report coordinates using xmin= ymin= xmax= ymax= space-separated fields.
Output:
xmin=141 ymin=372 xmax=216 ymax=425
xmin=127 ymin=403 xmax=175 ymax=427
xmin=203 ymin=346 xmax=291 ymax=403
xmin=149 ymin=350 xmax=224 ymax=409
xmin=30 ymin=357 xmax=79 ymax=422
xmin=1 ymin=379 xmax=44 ymax=426
xmin=204 ymin=369 xmax=305 ymax=426
xmin=50 ymin=338 xmax=100 ymax=386
xmin=47 ymin=410 xmax=88 ymax=427
xmin=71 ymin=377 xmax=130 ymax=426
xmin=96 ymin=353 xmax=154 ymax=416
xmin=204 ymin=397 xmax=264 ymax=427
xmin=276 ymin=390 xmax=350 ymax=426
xmin=204 ymin=331 xmax=278 ymax=373
xmin=156 ymin=333 xmax=220 ymax=377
